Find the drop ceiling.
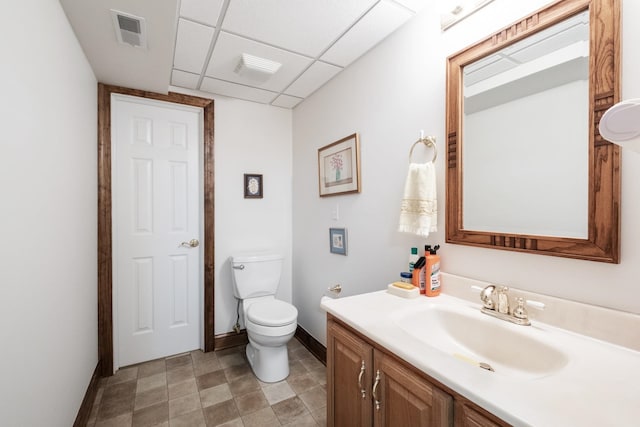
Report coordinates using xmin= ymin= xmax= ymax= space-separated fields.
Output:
xmin=60 ymin=0 xmax=426 ymax=109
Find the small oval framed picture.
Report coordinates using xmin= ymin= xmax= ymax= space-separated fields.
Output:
xmin=244 ymin=174 xmax=263 ymax=198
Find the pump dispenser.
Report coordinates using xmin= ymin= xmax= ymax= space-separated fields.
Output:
xmin=408 ymin=247 xmax=419 ymax=273
xmin=425 ymin=244 xmax=441 ymax=297
xmin=411 ymin=254 xmax=426 ymax=294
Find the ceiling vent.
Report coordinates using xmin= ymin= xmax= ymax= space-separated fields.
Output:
xmin=234 ymin=53 xmax=282 ymax=82
xmin=110 ymin=10 xmax=147 ymax=48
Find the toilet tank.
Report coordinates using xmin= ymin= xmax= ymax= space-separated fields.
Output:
xmin=230 ymin=253 xmax=283 ymax=299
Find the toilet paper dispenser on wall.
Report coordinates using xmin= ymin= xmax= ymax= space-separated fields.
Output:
xmin=327 ymin=284 xmax=342 ymax=295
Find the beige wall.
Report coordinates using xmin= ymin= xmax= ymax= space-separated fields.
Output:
xmin=213 ymin=97 xmax=293 ymax=334
xmin=0 ymin=0 xmax=98 ymax=425
xmin=292 ymin=0 xmax=640 ymax=344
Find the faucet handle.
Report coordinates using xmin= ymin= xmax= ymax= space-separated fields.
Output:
xmin=479 ymin=285 xmax=496 ymax=310
xmin=512 ymin=297 xmax=528 ymax=320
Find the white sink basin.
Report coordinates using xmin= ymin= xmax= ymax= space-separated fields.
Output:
xmin=322 ymin=288 xmax=640 ymax=426
xmin=392 ymin=303 xmax=569 ymax=379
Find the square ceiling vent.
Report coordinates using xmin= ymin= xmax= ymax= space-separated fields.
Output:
xmin=234 ymin=53 xmax=282 ymax=82
xmin=110 ymin=10 xmax=147 ymax=48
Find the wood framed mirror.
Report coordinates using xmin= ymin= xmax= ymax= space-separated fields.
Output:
xmin=446 ymin=0 xmax=620 ymax=263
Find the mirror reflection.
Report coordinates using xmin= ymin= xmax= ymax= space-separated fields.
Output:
xmin=446 ymin=0 xmax=620 ymax=263
xmin=462 ymin=11 xmax=589 ymax=238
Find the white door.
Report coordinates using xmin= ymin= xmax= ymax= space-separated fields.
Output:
xmin=112 ymin=94 xmax=202 ymax=368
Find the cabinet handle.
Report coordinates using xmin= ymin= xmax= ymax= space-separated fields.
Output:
xmin=358 ymin=360 xmax=366 ymax=399
xmin=372 ymin=370 xmax=381 ymax=411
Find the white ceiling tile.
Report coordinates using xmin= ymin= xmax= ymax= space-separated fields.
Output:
xmin=284 ymin=61 xmax=342 ymax=98
xmin=321 ymin=1 xmax=413 ymax=67
xmin=205 ymin=32 xmax=313 ymax=92
xmin=391 ymin=0 xmax=429 ymax=13
xmin=171 ymin=69 xmax=200 ymax=89
xmin=58 ymin=0 xmax=178 ymax=94
xmin=173 ymin=18 xmax=215 ymax=74
xmin=200 ymin=77 xmax=278 ymax=104
xmin=179 ymin=0 xmax=224 ymax=26
xmin=271 ymin=95 xmax=304 ymax=109
xmin=222 ymin=0 xmax=377 ymax=57
xmin=61 ymin=0 xmax=423 ymax=106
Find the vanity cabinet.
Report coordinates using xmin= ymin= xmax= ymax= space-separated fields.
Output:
xmin=327 ymin=317 xmax=452 ymax=426
xmin=373 ymin=349 xmax=453 ymax=426
xmin=327 ymin=316 xmax=509 ymax=427
xmin=455 ymin=403 xmax=503 ymax=427
xmin=327 ymin=317 xmax=373 ymax=426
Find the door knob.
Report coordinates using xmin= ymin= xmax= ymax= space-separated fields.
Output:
xmin=180 ymin=239 xmax=200 ymax=248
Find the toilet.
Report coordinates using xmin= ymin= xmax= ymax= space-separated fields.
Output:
xmin=230 ymin=253 xmax=298 ymax=383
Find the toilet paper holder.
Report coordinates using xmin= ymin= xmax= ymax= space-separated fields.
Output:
xmin=328 ymin=284 xmax=342 ymax=294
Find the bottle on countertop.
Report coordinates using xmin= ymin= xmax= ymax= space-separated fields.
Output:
xmin=408 ymin=247 xmax=419 ymax=273
xmin=400 ymin=272 xmax=413 ymax=283
xmin=412 ymin=253 xmax=427 ymax=294
xmin=425 ymin=244 xmax=441 ymax=297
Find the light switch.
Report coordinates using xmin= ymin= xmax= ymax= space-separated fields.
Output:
xmin=332 ymin=204 xmax=339 ymax=220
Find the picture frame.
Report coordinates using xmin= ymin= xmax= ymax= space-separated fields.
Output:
xmin=244 ymin=174 xmax=263 ymax=199
xmin=318 ymin=133 xmax=361 ymax=197
xmin=329 ymin=228 xmax=348 ymax=255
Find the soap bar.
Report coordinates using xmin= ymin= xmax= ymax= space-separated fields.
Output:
xmin=387 ymin=283 xmax=419 ymax=298
xmin=391 ymin=281 xmax=414 ymax=290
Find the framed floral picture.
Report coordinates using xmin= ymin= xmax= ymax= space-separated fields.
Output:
xmin=318 ymin=133 xmax=361 ymax=197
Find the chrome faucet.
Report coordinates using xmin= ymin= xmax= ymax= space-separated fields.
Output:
xmin=479 ymin=285 xmax=531 ymax=326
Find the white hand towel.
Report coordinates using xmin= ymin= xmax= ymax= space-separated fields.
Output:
xmin=398 ymin=162 xmax=437 ymax=237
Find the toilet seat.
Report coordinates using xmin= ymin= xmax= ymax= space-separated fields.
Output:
xmin=247 ymin=300 xmax=297 ymax=327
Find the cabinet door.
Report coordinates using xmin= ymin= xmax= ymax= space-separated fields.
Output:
xmin=327 ymin=319 xmax=373 ymax=427
xmin=455 ymin=402 xmax=506 ymax=427
xmin=373 ymin=349 xmax=453 ymax=427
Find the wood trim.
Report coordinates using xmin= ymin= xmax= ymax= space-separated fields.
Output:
xmin=73 ymin=361 xmax=102 ymax=427
xmin=212 ymin=326 xmax=327 ymax=365
xmin=80 ymin=331 xmax=320 ymax=423
xmin=202 ymin=96 xmax=215 ymax=352
xmin=445 ymin=0 xmax=620 ymax=263
xmin=98 ymin=84 xmax=215 ymax=376
xmin=97 ymin=84 xmax=113 ymax=377
xmin=295 ymin=325 xmax=327 ymax=365
xmin=214 ymin=330 xmax=248 ymax=350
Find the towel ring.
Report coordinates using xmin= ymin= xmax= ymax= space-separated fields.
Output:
xmin=409 ymin=136 xmax=437 ymax=163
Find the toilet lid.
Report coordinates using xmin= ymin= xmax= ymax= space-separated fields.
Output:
xmin=247 ymin=300 xmax=298 ymax=327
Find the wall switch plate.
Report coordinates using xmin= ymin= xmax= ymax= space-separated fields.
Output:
xmin=332 ymin=204 xmax=339 ymax=220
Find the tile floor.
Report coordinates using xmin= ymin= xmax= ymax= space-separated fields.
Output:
xmin=87 ymin=339 xmax=327 ymax=426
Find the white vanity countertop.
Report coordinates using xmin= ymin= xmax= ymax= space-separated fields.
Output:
xmin=321 ymin=291 xmax=640 ymax=427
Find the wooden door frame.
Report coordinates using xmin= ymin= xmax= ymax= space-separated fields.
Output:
xmin=98 ymin=83 xmax=215 ymax=376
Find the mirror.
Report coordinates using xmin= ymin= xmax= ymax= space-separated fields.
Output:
xmin=464 ymin=10 xmax=590 ymax=239
xmin=446 ymin=0 xmax=620 ymax=263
